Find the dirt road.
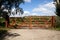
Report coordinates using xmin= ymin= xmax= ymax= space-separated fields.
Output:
xmin=5 ymin=29 xmax=60 ymax=40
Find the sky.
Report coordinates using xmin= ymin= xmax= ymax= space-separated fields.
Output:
xmin=10 ymin=0 xmax=56 ymax=17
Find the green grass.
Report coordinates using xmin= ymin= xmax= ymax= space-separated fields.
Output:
xmin=54 ymin=27 xmax=60 ymax=31
xmin=50 ymin=27 xmax=60 ymax=31
xmin=0 ymin=28 xmax=10 ymax=30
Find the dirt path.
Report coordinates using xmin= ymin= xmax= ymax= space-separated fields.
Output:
xmin=5 ymin=29 xmax=60 ymax=40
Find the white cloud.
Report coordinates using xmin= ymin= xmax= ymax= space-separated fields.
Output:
xmin=22 ymin=11 xmax=40 ymax=17
xmin=11 ymin=8 xmax=15 ymax=12
xmin=10 ymin=2 xmax=56 ymax=17
xmin=31 ymin=13 xmax=37 ymax=15
xmin=24 ymin=11 xmax=30 ymax=14
xmin=23 ymin=11 xmax=40 ymax=16
xmin=10 ymin=11 xmax=30 ymax=17
xmin=22 ymin=11 xmax=30 ymax=16
xmin=10 ymin=11 xmax=33 ymax=17
xmin=33 ymin=7 xmax=49 ymax=13
xmin=24 ymin=0 xmax=31 ymax=2
xmin=32 ymin=2 xmax=56 ymax=16
xmin=3 ymin=9 xmax=8 ymax=12
xmin=39 ymin=2 xmax=55 ymax=8
xmin=41 ymin=2 xmax=55 ymax=8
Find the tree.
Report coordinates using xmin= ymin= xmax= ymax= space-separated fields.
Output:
xmin=12 ymin=7 xmax=23 ymax=15
xmin=54 ymin=0 xmax=60 ymax=16
xmin=54 ymin=0 xmax=60 ymax=28
xmin=0 ymin=0 xmax=24 ymax=27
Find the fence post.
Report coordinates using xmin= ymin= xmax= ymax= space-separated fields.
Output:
xmin=29 ymin=16 xmax=32 ymax=29
xmin=51 ymin=16 xmax=55 ymax=28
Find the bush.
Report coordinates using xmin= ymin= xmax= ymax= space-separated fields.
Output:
xmin=0 ymin=22 xmax=5 ymax=28
xmin=0 ymin=30 xmax=7 ymax=36
xmin=56 ymin=16 xmax=60 ymax=28
xmin=0 ymin=29 xmax=8 ymax=40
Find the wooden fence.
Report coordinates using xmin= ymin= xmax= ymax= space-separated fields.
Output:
xmin=10 ymin=16 xmax=56 ymax=28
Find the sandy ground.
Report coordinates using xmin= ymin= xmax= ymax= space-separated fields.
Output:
xmin=5 ymin=29 xmax=60 ymax=40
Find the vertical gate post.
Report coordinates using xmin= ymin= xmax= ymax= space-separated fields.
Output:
xmin=5 ymin=21 xmax=8 ymax=28
xmin=29 ymin=16 xmax=32 ymax=29
xmin=51 ymin=16 xmax=55 ymax=28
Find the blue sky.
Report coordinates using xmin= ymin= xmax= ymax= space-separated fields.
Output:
xmin=10 ymin=0 xmax=56 ymax=17
xmin=20 ymin=0 xmax=53 ymax=11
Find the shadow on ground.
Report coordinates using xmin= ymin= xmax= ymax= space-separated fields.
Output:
xmin=0 ymin=30 xmax=20 ymax=40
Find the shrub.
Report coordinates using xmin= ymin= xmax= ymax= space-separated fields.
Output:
xmin=56 ymin=16 xmax=60 ymax=28
xmin=0 ymin=29 xmax=8 ymax=40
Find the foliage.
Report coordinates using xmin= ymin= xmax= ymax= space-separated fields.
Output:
xmin=56 ymin=16 xmax=60 ymax=28
xmin=0 ymin=18 xmax=5 ymax=27
xmin=53 ymin=0 xmax=60 ymax=30
xmin=0 ymin=28 xmax=9 ymax=40
xmin=56 ymin=4 xmax=60 ymax=16
xmin=0 ymin=17 xmax=5 ymax=22
xmin=0 ymin=22 xmax=5 ymax=27
xmin=54 ymin=0 xmax=60 ymax=16
xmin=0 ymin=0 xmax=24 ymax=27
xmin=0 ymin=0 xmax=24 ymax=17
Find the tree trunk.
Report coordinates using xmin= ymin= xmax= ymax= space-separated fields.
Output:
xmin=5 ymin=15 xmax=10 ymax=28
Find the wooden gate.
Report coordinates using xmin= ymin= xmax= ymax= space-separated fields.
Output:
xmin=10 ymin=16 xmax=55 ymax=29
